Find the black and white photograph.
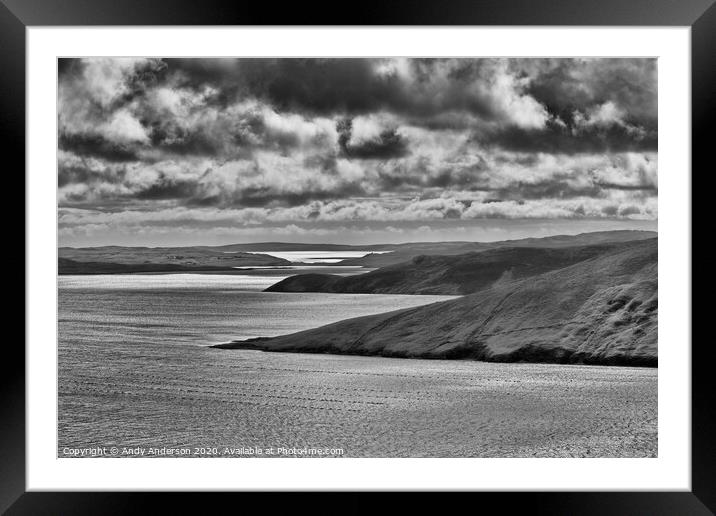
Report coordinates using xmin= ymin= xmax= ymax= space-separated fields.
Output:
xmin=57 ymin=57 xmax=658 ymax=459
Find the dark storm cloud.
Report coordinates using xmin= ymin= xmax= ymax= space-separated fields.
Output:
xmin=171 ymin=180 xmax=368 ymax=209
xmin=524 ymin=58 xmax=657 ymax=124
xmin=239 ymin=59 xmax=393 ymax=115
xmin=162 ymin=58 xmax=656 ymax=135
xmin=59 ymin=133 xmax=141 ymax=162
xmin=58 ymin=165 xmax=94 ymax=188
xmin=595 ymin=182 xmax=658 ymax=193
xmin=164 ymin=58 xmax=537 ymax=122
xmin=337 ymin=118 xmax=409 ymax=159
xmin=135 ymin=175 xmax=199 ymax=200
xmin=375 ymin=156 xmax=491 ymax=192
xmin=426 ymin=165 xmax=489 ymax=189
xmin=491 ymin=181 xmax=604 ymax=201
xmin=58 ymin=58 xmax=658 ymax=163
xmin=166 ymin=58 xmax=487 ymax=119
xmin=477 ymin=119 xmax=657 ymax=155
xmin=58 ymin=58 xmax=77 ymax=77
xmin=147 ymin=126 xmax=227 ymax=157
xmin=497 ymin=178 xmax=659 ymax=201
xmin=224 ymin=184 xmax=368 ymax=209
xmin=490 ymin=58 xmax=658 ymax=154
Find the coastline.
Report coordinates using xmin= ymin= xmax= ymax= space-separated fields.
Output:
xmin=211 ymin=339 xmax=658 ymax=368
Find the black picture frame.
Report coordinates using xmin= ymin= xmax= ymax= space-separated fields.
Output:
xmin=5 ymin=0 xmax=711 ymax=513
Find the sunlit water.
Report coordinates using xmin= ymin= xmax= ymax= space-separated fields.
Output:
xmin=243 ymin=250 xmax=392 ymax=263
xmin=58 ymin=274 xmax=657 ymax=458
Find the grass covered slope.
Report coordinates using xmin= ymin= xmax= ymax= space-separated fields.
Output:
xmin=266 ymin=242 xmax=633 ymax=295
xmin=217 ymin=238 xmax=657 ymax=366
xmin=340 ymin=230 xmax=656 ymax=267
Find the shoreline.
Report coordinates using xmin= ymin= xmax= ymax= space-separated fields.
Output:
xmin=211 ymin=339 xmax=658 ymax=368
xmin=58 ymin=265 xmax=373 ymax=276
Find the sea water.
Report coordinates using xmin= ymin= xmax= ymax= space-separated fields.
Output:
xmin=58 ymin=273 xmax=657 ymax=458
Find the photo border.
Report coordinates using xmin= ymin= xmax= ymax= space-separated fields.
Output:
xmin=6 ymin=0 xmax=711 ymax=513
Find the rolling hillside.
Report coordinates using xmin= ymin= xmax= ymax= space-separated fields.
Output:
xmin=339 ymin=230 xmax=656 ymax=267
xmin=216 ymin=238 xmax=657 ymax=366
xmin=266 ymin=242 xmax=634 ymax=295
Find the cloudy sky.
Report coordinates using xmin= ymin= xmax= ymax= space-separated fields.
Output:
xmin=58 ymin=58 xmax=657 ymax=247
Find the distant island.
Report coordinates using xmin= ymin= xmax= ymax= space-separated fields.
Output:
xmin=215 ymin=232 xmax=657 ymax=367
xmin=58 ymin=246 xmax=291 ymax=274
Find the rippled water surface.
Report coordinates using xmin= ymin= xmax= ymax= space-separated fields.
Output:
xmin=58 ymin=274 xmax=657 ymax=458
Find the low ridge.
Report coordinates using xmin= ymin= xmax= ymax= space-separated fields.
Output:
xmin=217 ymin=238 xmax=657 ymax=366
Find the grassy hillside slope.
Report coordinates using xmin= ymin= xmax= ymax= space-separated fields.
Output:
xmin=340 ymin=230 xmax=656 ymax=267
xmin=216 ymin=238 xmax=657 ymax=366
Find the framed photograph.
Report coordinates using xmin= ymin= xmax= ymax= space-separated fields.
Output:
xmin=7 ymin=0 xmax=711 ymax=512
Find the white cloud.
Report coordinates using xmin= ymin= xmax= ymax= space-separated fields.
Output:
xmin=489 ymin=61 xmax=551 ymax=129
xmin=80 ymin=58 xmax=159 ymax=107
xmin=101 ymin=109 xmax=150 ymax=143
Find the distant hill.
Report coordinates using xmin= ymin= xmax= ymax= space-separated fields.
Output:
xmin=57 ymin=258 xmax=241 ymax=275
xmin=338 ymin=230 xmax=657 ymax=267
xmin=58 ymin=246 xmax=290 ymax=274
xmin=266 ymin=242 xmax=636 ymax=295
xmin=58 ymin=230 xmax=656 ymax=275
xmin=216 ymin=238 xmax=657 ymax=366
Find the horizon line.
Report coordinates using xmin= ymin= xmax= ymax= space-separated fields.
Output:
xmin=57 ymin=228 xmax=658 ymax=249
